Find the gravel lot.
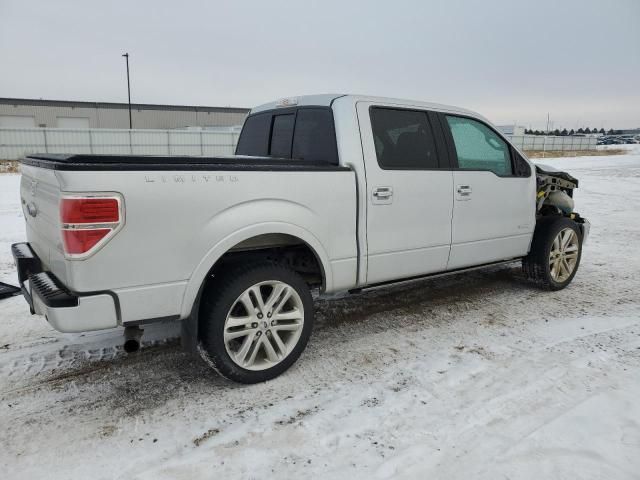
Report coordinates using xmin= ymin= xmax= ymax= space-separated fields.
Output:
xmin=1 ymin=148 xmax=639 ymax=479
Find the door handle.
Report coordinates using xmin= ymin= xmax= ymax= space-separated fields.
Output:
xmin=372 ymin=186 xmax=393 ymax=204
xmin=373 ymin=187 xmax=393 ymax=198
xmin=456 ymin=185 xmax=472 ymax=200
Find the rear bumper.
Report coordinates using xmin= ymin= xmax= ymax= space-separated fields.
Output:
xmin=11 ymin=243 xmax=118 ymax=333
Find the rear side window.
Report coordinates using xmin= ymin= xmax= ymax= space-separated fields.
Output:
xmin=236 ymin=107 xmax=338 ymax=164
xmin=370 ymin=108 xmax=439 ymax=169
xmin=445 ymin=115 xmax=512 ymax=176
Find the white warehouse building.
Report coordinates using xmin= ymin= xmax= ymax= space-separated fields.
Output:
xmin=496 ymin=124 xmax=526 ymax=136
xmin=0 ymin=97 xmax=250 ymax=130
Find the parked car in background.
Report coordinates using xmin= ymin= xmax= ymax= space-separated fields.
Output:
xmin=599 ymin=135 xmax=640 ymax=145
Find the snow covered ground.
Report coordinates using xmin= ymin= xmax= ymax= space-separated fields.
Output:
xmin=1 ymin=148 xmax=639 ymax=479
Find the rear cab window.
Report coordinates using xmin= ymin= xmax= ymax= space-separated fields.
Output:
xmin=236 ymin=107 xmax=339 ymax=165
xmin=235 ymin=113 xmax=271 ymax=156
xmin=269 ymin=114 xmax=295 ymax=157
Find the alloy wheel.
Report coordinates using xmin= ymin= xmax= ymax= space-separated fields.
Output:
xmin=549 ymin=227 xmax=579 ymax=282
xmin=223 ymin=280 xmax=305 ymax=371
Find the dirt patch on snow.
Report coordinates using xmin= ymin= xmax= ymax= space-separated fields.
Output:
xmin=0 ymin=161 xmax=19 ymax=173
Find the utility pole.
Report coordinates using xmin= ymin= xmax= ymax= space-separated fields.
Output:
xmin=546 ymin=112 xmax=550 ymax=134
xmin=122 ymin=53 xmax=132 ymax=129
xmin=543 ymin=112 xmax=550 ymax=157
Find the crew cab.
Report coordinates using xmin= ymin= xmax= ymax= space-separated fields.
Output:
xmin=12 ymin=94 xmax=590 ymax=383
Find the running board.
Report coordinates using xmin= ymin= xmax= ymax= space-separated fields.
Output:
xmin=349 ymin=258 xmax=522 ymax=293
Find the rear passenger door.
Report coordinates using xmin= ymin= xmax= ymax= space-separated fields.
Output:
xmin=357 ymin=103 xmax=454 ymax=284
xmin=440 ymin=114 xmax=536 ymax=269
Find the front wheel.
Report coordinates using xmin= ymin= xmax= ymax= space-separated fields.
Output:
xmin=523 ymin=216 xmax=583 ymax=290
xmin=198 ymin=262 xmax=314 ymax=383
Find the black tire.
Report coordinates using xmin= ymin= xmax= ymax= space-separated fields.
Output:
xmin=198 ymin=262 xmax=314 ymax=383
xmin=522 ymin=216 xmax=583 ymax=290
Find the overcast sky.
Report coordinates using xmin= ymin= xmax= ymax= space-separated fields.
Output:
xmin=1 ymin=0 xmax=638 ymax=129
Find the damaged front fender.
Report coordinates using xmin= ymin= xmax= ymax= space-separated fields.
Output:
xmin=536 ymin=164 xmax=578 ymax=213
xmin=535 ymin=164 xmax=590 ymax=242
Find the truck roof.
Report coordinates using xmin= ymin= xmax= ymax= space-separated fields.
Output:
xmin=251 ymin=94 xmax=481 ymax=119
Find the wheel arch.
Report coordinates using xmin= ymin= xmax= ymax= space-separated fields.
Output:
xmin=179 ymin=223 xmax=332 ymax=320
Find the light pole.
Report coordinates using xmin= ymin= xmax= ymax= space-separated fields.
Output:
xmin=122 ymin=53 xmax=132 ymax=129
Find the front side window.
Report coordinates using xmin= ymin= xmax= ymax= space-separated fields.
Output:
xmin=446 ymin=115 xmax=512 ymax=176
xmin=370 ymin=108 xmax=439 ymax=169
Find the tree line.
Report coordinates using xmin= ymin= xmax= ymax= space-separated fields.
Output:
xmin=524 ymin=128 xmax=620 ymax=136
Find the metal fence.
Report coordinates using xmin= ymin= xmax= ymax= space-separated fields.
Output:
xmin=1 ymin=127 xmax=598 ymax=161
xmin=507 ymin=134 xmax=597 ymax=151
xmin=0 ymin=127 xmax=240 ymax=160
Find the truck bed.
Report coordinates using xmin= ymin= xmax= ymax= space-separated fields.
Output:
xmin=19 ymin=154 xmax=358 ymax=326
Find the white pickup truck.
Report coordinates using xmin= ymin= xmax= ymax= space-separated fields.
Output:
xmin=12 ymin=94 xmax=589 ymax=383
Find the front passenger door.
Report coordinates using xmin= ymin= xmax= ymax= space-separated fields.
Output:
xmin=443 ymin=115 xmax=536 ymax=270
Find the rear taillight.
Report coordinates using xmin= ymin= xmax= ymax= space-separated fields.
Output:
xmin=60 ymin=195 xmax=123 ymax=258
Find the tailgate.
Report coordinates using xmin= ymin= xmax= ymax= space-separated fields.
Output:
xmin=19 ymin=164 xmax=67 ymax=282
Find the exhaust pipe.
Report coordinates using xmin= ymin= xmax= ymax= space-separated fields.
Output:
xmin=123 ymin=326 xmax=143 ymax=353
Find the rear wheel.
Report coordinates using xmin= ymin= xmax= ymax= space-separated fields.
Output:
xmin=198 ymin=262 xmax=314 ymax=383
xmin=523 ymin=216 xmax=583 ymax=290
